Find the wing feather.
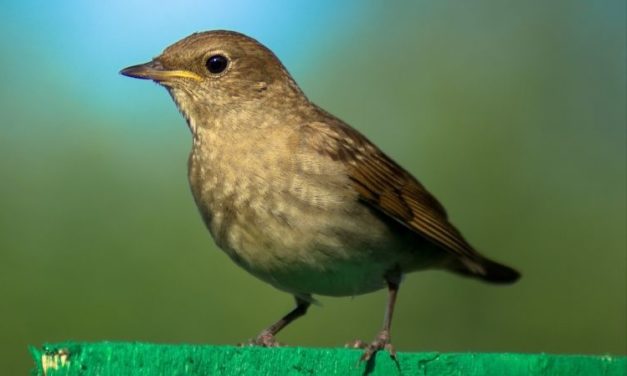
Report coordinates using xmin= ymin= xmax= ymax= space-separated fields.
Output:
xmin=301 ymin=120 xmax=481 ymax=262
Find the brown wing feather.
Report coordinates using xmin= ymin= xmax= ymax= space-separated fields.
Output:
xmin=301 ymin=120 xmax=482 ymax=264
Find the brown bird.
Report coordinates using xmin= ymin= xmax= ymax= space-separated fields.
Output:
xmin=121 ymin=30 xmax=520 ymax=361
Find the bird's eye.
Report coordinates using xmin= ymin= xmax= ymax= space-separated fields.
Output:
xmin=205 ymin=55 xmax=228 ymax=74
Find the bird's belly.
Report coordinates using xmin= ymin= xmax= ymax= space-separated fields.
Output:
xmin=256 ymin=257 xmax=392 ymax=297
xmin=222 ymin=208 xmax=403 ymax=297
xmin=188 ymin=142 xmax=439 ymax=297
xmin=193 ymin=182 xmax=410 ymax=296
xmin=218 ymin=194 xmax=430 ymax=296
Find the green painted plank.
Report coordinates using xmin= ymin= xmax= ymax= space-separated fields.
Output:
xmin=31 ymin=342 xmax=626 ymax=376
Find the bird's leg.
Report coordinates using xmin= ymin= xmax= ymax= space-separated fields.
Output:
xmin=249 ymin=295 xmax=311 ymax=347
xmin=360 ymin=274 xmax=401 ymax=361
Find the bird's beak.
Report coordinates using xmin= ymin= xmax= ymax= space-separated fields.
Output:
xmin=120 ymin=60 xmax=202 ymax=82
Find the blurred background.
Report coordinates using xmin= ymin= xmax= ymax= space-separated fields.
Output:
xmin=1 ymin=0 xmax=625 ymax=373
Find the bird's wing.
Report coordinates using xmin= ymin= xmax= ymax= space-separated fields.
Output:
xmin=301 ymin=120 xmax=481 ymax=263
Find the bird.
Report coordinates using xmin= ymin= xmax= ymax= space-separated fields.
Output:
xmin=120 ymin=30 xmax=520 ymax=361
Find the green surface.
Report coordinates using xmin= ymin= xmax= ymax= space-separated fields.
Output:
xmin=31 ymin=342 xmax=626 ymax=376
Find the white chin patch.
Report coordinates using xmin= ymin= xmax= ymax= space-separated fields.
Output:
xmin=168 ymin=88 xmax=198 ymax=133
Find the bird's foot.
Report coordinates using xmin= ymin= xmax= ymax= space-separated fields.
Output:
xmin=242 ymin=330 xmax=281 ymax=347
xmin=347 ymin=330 xmax=396 ymax=361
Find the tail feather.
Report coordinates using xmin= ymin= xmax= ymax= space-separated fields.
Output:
xmin=453 ymin=257 xmax=521 ymax=284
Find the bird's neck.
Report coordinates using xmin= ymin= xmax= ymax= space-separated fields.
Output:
xmin=168 ymin=86 xmax=310 ymax=138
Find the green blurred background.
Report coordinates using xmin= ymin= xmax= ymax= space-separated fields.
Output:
xmin=1 ymin=0 xmax=625 ymax=373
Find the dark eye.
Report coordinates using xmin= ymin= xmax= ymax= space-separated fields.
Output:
xmin=205 ymin=54 xmax=228 ymax=74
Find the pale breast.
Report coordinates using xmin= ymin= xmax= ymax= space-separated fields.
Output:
xmin=187 ymin=125 xmax=428 ymax=296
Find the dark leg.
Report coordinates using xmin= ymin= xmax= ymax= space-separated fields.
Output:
xmin=360 ymin=276 xmax=400 ymax=361
xmin=250 ymin=295 xmax=311 ymax=347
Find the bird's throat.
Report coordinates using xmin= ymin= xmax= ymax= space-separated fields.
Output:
xmin=167 ymin=87 xmax=206 ymax=135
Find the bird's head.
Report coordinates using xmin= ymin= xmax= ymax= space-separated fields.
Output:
xmin=121 ymin=30 xmax=303 ymax=128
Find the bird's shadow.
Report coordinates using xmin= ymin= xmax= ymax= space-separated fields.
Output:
xmin=362 ymin=356 xmax=377 ymax=376
xmin=360 ymin=353 xmax=400 ymax=376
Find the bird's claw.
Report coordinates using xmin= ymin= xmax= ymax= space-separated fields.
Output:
xmin=241 ymin=330 xmax=281 ymax=347
xmin=352 ymin=330 xmax=396 ymax=361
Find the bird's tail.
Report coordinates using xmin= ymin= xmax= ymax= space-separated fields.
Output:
xmin=452 ymin=256 xmax=521 ymax=284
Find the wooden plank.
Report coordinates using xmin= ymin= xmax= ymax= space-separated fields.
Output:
xmin=31 ymin=342 xmax=627 ymax=376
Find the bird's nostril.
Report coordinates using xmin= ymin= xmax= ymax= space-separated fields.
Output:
xmin=150 ymin=59 xmax=165 ymax=70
